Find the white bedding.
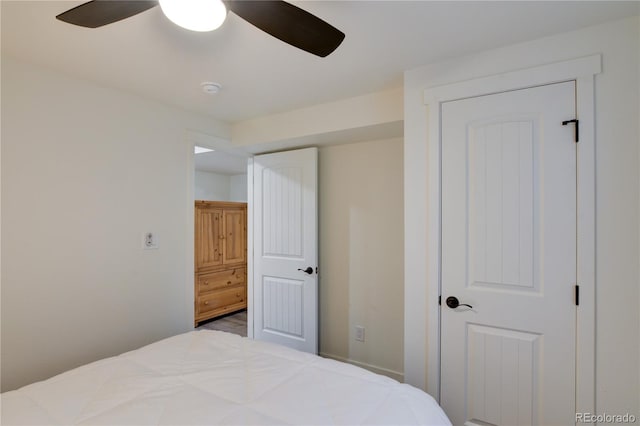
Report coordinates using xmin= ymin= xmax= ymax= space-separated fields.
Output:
xmin=1 ymin=330 xmax=450 ymax=425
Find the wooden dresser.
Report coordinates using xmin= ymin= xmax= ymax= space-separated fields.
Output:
xmin=194 ymin=200 xmax=247 ymax=326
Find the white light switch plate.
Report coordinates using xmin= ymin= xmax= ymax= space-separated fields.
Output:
xmin=143 ymin=232 xmax=159 ymax=250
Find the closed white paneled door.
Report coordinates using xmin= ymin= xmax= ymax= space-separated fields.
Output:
xmin=440 ymin=82 xmax=577 ymax=425
xmin=252 ymin=147 xmax=318 ymax=353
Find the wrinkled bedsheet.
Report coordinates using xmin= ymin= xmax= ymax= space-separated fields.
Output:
xmin=1 ymin=330 xmax=451 ymax=425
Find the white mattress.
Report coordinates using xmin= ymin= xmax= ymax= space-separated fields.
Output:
xmin=1 ymin=330 xmax=451 ymax=425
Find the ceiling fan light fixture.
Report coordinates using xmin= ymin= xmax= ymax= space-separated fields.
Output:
xmin=159 ymin=0 xmax=227 ymax=32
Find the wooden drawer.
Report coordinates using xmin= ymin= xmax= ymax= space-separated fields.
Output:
xmin=197 ymin=268 xmax=246 ymax=295
xmin=196 ymin=287 xmax=246 ymax=317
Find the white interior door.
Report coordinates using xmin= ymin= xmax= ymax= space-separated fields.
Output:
xmin=252 ymin=147 xmax=318 ymax=353
xmin=440 ymin=82 xmax=577 ymax=425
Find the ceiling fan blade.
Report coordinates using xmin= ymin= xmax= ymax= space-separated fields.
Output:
xmin=56 ymin=1 xmax=158 ymax=28
xmin=224 ymin=0 xmax=344 ymax=57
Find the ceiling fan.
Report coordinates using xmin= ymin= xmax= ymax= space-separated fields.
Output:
xmin=56 ymin=0 xmax=345 ymax=57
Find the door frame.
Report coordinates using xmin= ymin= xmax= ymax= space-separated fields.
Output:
xmin=247 ymin=157 xmax=254 ymax=339
xmin=413 ymin=55 xmax=600 ymax=415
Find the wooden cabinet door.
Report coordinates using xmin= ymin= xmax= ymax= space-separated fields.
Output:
xmin=222 ymin=208 xmax=246 ymax=265
xmin=195 ymin=205 xmax=223 ymax=270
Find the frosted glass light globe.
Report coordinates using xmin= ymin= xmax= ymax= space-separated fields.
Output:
xmin=159 ymin=0 xmax=227 ymax=32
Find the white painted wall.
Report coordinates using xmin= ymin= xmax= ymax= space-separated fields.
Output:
xmin=318 ymin=137 xmax=404 ymax=381
xmin=194 ymin=170 xmax=231 ymax=201
xmin=232 ymin=88 xmax=403 ymax=147
xmin=229 ymin=174 xmax=247 ymax=202
xmin=404 ymin=16 xmax=639 ymax=417
xmin=0 ymin=5 xmax=4 ymax=383
xmin=638 ymin=16 xmax=640 ymax=416
xmin=194 ymin=171 xmax=247 ymax=202
xmin=1 ymin=56 xmax=230 ymax=391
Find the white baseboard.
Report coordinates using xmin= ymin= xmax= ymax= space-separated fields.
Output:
xmin=319 ymin=352 xmax=404 ymax=383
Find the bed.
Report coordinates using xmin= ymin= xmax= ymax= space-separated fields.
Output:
xmin=1 ymin=330 xmax=451 ymax=425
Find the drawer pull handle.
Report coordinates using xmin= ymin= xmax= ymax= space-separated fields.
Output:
xmin=204 ymin=280 xmax=209 ymax=285
xmin=227 ymin=281 xmax=232 ymax=285
xmin=236 ymin=293 xmax=240 ymax=297
xmin=204 ymin=301 xmax=209 ymax=305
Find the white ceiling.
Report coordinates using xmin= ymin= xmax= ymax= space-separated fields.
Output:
xmin=194 ymin=148 xmax=248 ymax=174
xmin=2 ymin=1 xmax=638 ymax=126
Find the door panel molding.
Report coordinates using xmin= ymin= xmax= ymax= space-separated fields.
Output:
xmin=414 ymin=54 xmax=600 ymax=417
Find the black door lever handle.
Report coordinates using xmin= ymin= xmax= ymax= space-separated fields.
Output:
xmin=446 ymin=296 xmax=473 ymax=309
xmin=298 ymin=267 xmax=313 ymax=275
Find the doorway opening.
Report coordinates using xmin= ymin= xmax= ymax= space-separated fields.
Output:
xmin=191 ymin=140 xmax=250 ymax=338
xmin=186 ymin=134 xmax=320 ymax=353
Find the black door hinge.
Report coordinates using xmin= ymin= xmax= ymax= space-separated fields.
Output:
xmin=438 ymin=295 xmax=442 ymax=306
xmin=562 ymin=119 xmax=579 ymax=143
xmin=575 ymin=285 xmax=580 ymax=306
